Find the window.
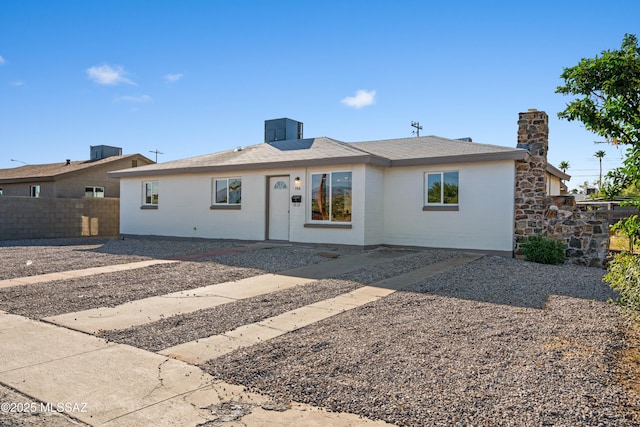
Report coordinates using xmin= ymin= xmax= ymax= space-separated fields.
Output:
xmin=143 ymin=181 xmax=159 ymax=206
xmin=310 ymin=171 xmax=352 ymax=222
xmin=30 ymin=185 xmax=40 ymax=198
xmin=424 ymin=171 xmax=458 ymax=209
xmin=0 ymin=188 xmax=3 ymax=196
xmin=85 ymin=186 xmax=105 ymax=198
xmin=213 ymin=178 xmax=241 ymax=205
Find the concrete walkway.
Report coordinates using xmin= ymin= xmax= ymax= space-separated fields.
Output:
xmin=1 ymin=250 xmax=483 ymax=426
xmin=161 ymin=255 xmax=480 ymax=364
xmin=0 ymin=259 xmax=177 ymax=289
xmin=0 ymin=311 xmax=392 ymax=426
xmin=44 ymin=252 xmax=410 ymax=334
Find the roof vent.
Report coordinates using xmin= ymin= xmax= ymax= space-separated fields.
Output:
xmin=66 ymin=159 xmax=71 ymax=165
xmin=264 ymin=118 xmax=303 ymax=143
xmin=456 ymin=137 xmax=473 ymax=142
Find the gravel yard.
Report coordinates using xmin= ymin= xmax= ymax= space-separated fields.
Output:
xmin=0 ymin=239 xmax=338 ymax=319
xmin=101 ymin=249 xmax=459 ymax=352
xmin=1 ymin=238 xmax=639 ymax=426
xmin=203 ymin=257 xmax=640 ymax=426
xmin=0 ymin=238 xmax=149 ymax=280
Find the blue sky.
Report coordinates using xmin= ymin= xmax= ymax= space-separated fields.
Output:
xmin=1 ymin=1 xmax=638 ymax=190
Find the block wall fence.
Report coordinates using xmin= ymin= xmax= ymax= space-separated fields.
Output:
xmin=0 ymin=197 xmax=119 ymax=240
xmin=514 ymin=109 xmax=609 ymax=267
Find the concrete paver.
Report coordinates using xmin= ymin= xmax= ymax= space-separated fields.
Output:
xmin=160 ymin=255 xmax=483 ymax=364
xmin=45 ymin=251 xmax=412 ymax=334
xmin=44 ymin=274 xmax=317 ymax=334
xmin=0 ymin=259 xmax=177 ymax=289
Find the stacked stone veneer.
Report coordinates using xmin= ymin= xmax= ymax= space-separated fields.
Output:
xmin=0 ymin=197 xmax=119 ymax=240
xmin=544 ymin=196 xmax=609 ymax=266
xmin=514 ymin=109 xmax=609 ymax=267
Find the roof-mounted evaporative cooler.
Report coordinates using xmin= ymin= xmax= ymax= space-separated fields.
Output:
xmin=264 ymin=118 xmax=303 ymax=143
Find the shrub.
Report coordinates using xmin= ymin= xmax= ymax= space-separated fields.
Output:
xmin=611 ymin=215 xmax=640 ymax=253
xmin=604 ymin=252 xmax=640 ymax=311
xmin=520 ymin=235 xmax=566 ymax=265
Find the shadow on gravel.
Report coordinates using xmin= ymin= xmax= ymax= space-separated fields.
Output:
xmin=0 ymin=237 xmax=113 ymax=248
xmin=404 ymin=256 xmax=617 ymax=309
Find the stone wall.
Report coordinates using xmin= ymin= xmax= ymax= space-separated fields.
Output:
xmin=513 ymin=109 xmax=609 ymax=267
xmin=0 ymin=197 xmax=119 ymax=240
xmin=544 ymin=196 xmax=609 ymax=267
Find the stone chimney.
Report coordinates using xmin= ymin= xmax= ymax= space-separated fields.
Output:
xmin=514 ymin=109 xmax=549 ymax=256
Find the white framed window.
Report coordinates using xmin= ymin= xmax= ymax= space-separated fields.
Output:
xmin=424 ymin=171 xmax=459 ymax=210
xmin=0 ymin=188 xmax=3 ymax=196
xmin=30 ymin=185 xmax=40 ymax=198
xmin=85 ymin=186 xmax=105 ymax=198
xmin=213 ymin=177 xmax=242 ymax=205
xmin=310 ymin=171 xmax=352 ymax=223
xmin=143 ymin=181 xmax=159 ymax=206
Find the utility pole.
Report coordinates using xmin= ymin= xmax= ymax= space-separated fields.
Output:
xmin=411 ymin=121 xmax=422 ymax=137
xmin=149 ymin=149 xmax=164 ymax=163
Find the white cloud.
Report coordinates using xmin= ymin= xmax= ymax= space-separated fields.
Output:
xmin=0 ymin=56 xmax=5 ymax=65
xmin=114 ymin=94 xmax=152 ymax=103
xmin=86 ymin=64 xmax=135 ymax=86
xmin=341 ymin=89 xmax=376 ymax=109
xmin=163 ymin=73 xmax=183 ymax=83
xmin=11 ymin=80 xmax=25 ymax=87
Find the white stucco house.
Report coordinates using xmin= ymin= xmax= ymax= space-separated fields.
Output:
xmin=109 ymin=117 xmax=569 ymax=256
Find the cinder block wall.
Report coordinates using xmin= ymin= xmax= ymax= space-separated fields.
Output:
xmin=0 ymin=197 xmax=119 ymax=240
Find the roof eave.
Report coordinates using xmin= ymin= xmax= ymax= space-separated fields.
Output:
xmin=546 ymin=164 xmax=571 ymax=181
xmin=0 ymin=176 xmax=56 ymax=184
xmin=109 ymin=154 xmax=390 ymax=178
xmin=389 ymin=150 xmax=529 ymax=167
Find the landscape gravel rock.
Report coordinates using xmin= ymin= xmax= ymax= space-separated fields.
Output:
xmin=0 ymin=239 xmax=337 ymax=319
xmin=202 ymin=256 xmax=640 ymax=426
xmin=0 ymin=238 xmax=149 ymax=280
xmin=2 ymin=238 xmax=639 ymax=426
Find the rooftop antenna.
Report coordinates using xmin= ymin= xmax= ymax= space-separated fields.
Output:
xmin=149 ymin=149 xmax=164 ymax=163
xmin=10 ymin=159 xmax=27 ymax=165
xmin=411 ymin=121 xmax=422 ymax=137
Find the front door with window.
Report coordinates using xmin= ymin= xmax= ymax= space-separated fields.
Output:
xmin=268 ymin=176 xmax=290 ymax=240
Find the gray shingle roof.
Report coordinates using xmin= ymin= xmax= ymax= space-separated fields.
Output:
xmin=351 ymin=136 xmax=527 ymax=165
xmin=108 ymin=136 xmax=529 ymax=178
xmin=0 ymin=154 xmax=152 ymax=184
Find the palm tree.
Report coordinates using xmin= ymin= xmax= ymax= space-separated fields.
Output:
xmin=594 ymin=150 xmax=606 ymax=188
xmin=558 ymin=161 xmax=570 ymax=173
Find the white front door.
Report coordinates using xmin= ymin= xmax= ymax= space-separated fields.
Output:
xmin=268 ymin=176 xmax=290 ymax=240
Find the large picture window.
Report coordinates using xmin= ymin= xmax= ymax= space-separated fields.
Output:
xmin=311 ymin=171 xmax=352 ymax=222
xmin=425 ymin=171 xmax=458 ymax=205
xmin=214 ymin=178 xmax=242 ymax=205
xmin=143 ymin=181 xmax=159 ymax=206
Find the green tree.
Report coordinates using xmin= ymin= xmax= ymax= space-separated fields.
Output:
xmin=594 ymin=150 xmax=606 ymax=188
xmin=556 ymin=33 xmax=640 ymax=148
xmin=558 ymin=161 xmax=570 ymax=173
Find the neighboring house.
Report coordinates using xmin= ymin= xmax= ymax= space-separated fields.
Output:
xmin=0 ymin=146 xmax=154 ymax=198
xmin=110 ymin=115 xmax=569 ymax=255
xmin=546 ymin=163 xmax=570 ymax=195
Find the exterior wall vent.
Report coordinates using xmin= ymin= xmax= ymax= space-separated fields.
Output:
xmin=264 ymin=118 xmax=303 ymax=143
